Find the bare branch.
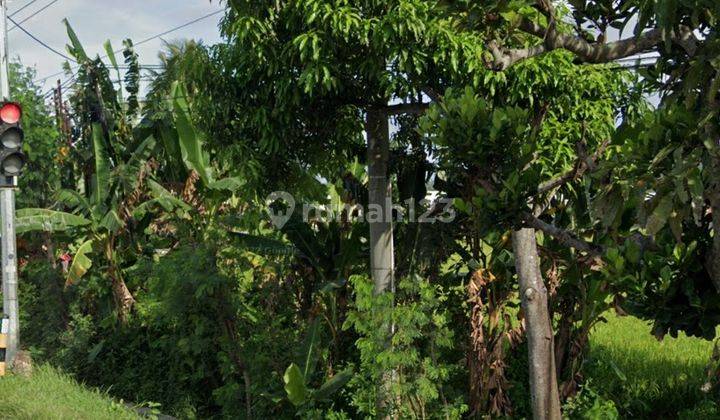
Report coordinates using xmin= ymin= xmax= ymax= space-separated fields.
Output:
xmin=489 ymin=18 xmax=699 ymax=70
xmin=521 ymin=212 xmax=603 ymax=257
xmin=544 ymin=24 xmax=664 ymax=63
xmin=521 ymin=212 xmax=658 ymax=259
xmin=488 ymin=40 xmax=547 ymax=71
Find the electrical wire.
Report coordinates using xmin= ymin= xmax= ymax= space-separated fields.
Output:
xmin=8 ymin=0 xmax=59 ymax=32
xmin=132 ymin=9 xmax=223 ymax=49
xmin=8 ymin=16 xmax=75 ymax=62
xmin=42 ymin=63 xmax=166 ymax=99
xmin=33 ymin=9 xmax=223 ymax=85
xmin=9 ymin=0 xmax=40 ymax=17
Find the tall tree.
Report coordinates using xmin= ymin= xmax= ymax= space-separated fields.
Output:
xmin=463 ymin=1 xmax=717 ymax=417
xmin=175 ymin=2 xmax=491 ymax=413
xmin=419 ymin=51 xmax=634 ymax=412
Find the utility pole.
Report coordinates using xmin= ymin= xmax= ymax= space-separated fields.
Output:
xmin=0 ymin=0 xmax=20 ymax=368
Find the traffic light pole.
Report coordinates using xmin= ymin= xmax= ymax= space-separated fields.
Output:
xmin=0 ymin=0 xmax=19 ymax=367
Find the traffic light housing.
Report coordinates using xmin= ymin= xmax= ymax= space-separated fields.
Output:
xmin=0 ymin=102 xmax=24 ymax=177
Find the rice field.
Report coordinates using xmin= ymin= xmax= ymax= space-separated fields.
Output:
xmin=586 ymin=313 xmax=719 ymax=418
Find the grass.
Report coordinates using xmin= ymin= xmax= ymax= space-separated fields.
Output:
xmin=0 ymin=364 xmax=139 ymax=420
xmin=586 ymin=312 xmax=720 ymax=418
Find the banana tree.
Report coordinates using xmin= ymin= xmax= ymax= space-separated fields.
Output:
xmin=19 ymin=123 xmax=189 ymax=323
xmin=13 ymin=21 xmax=194 ymax=323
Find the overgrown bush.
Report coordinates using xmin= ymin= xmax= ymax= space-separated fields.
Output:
xmin=344 ymin=274 xmax=467 ymax=418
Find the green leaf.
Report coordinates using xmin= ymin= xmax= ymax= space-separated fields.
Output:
xmin=126 ymin=135 xmax=157 ymax=171
xmin=171 ymin=82 xmax=215 ymax=185
xmin=133 ymin=180 xmax=191 ymax=219
xmin=92 ymin=123 xmax=110 ymax=204
xmin=158 ymin=122 xmax=183 ymax=174
xmin=148 ymin=180 xmax=191 ymax=210
xmin=209 ymin=177 xmax=245 ymax=192
xmin=313 ymin=369 xmax=353 ymax=401
xmin=646 ymin=195 xmax=674 ymax=235
xmin=87 ymin=341 xmax=104 ymax=363
xmin=62 ymin=19 xmax=88 ymax=61
xmin=650 ymin=145 xmax=675 ymax=169
xmin=67 ymin=239 xmax=95 ymax=286
xmin=687 ymin=168 xmax=704 ymax=225
xmin=283 ymin=363 xmax=308 ymax=407
xmin=608 ymin=360 xmax=627 ymax=382
xmin=669 ymin=212 xmax=683 ymax=242
xmin=100 ymin=210 xmax=124 ymax=233
xmin=104 ymin=40 xmax=119 ymax=71
xmin=56 ymin=189 xmax=92 ymax=213
xmin=15 ymin=209 xmax=91 ymax=234
xmin=299 ymin=318 xmax=321 ymax=380
xmin=593 ymin=187 xmax=623 ymax=228
xmin=122 ymin=39 xmax=140 ymax=116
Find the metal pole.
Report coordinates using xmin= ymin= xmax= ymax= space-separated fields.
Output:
xmin=0 ymin=0 xmax=19 ymax=367
xmin=0 ymin=0 xmax=7 ymax=97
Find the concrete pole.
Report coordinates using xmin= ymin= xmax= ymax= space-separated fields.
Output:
xmin=366 ymin=109 xmax=396 ymax=417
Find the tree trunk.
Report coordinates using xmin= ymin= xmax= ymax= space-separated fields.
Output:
xmin=707 ymin=138 xmax=720 ymax=292
xmin=512 ymin=228 xmax=561 ymax=420
xmin=43 ymin=232 xmax=57 ymax=269
xmin=366 ymin=108 xmax=396 ymax=416
xmin=109 ymin=267 xmax=135 ymax=324
xmin=111 ymin=274 xmax=135 ymax=324
xmin=703 ymin=114 xmax=720 ymax=292
xmin=105 ymin=238 xmax=135 ymax=324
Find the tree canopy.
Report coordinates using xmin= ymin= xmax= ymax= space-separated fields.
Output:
xmin=8 ymin=0 xmax=720 ymax=418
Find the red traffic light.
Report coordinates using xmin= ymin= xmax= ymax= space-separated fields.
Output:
xmin=0 ymin=103 xmax=21 ymax=124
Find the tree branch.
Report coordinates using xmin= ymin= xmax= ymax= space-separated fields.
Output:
xmin=490 ymin=18 xmax=698 ymax=70
xmin=521 ymin=212 xmax=658 ymax=259
xmin=383 ymin=102 xmax=430 ymax=116
xmin=488 ymin=40 xmax=547 ymax=71
xmin=536 ymin=137 xmax=609 ymax=195
xmin=521 ymin=212 xmax=603 ymax=257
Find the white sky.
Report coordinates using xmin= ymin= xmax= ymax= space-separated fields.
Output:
xmin=5 ymin=0 xmax=225 ymax=94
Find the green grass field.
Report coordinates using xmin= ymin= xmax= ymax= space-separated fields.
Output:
xmin=586 ymin=313 xmax=719 ymax=418
xmin=0 ymin=365 xmax=138 ymax=420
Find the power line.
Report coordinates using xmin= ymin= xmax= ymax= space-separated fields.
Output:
xmin=9 ymin=0 xmax=40 ymax=17
xmin=133 ymin=9 xmax=223 ymax=48
xmin=8 ymin=0 xmax=59 ymax=32
xmin=8 ymin=15 xmax=75 ymax=62
xmin=33 ymin=8 xmax=223 ymax=84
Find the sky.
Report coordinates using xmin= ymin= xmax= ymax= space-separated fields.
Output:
xmin=4 ymin=0 xmax=225 ymax=94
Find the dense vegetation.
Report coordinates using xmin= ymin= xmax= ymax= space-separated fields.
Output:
xmin=6 ymin=0 xmax=720 ymax=418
